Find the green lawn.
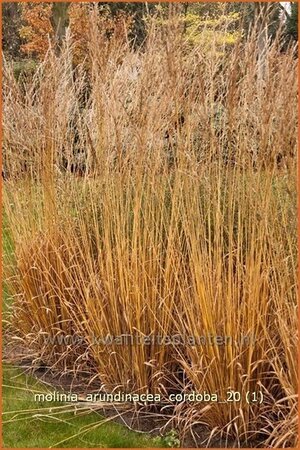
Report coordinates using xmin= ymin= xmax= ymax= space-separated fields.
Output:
xmin=2 ymin=215 xmax=14 ymax=317
xmin=2 ymin=365 xmax=166 ymax=448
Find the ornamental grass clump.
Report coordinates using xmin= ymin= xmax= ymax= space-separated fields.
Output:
xmin=3 ymin=10 xmax=297 ymax=446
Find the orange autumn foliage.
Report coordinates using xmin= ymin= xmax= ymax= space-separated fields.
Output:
xmin=19 ymin=3 xmax=133 ymax=66
xmin=20 ymin=3 xmax=54 ymax=60
xmin=68 ymin=3 xmax=90 ymax=66
xmin=68 ymin=4 xmax=133 ymax=66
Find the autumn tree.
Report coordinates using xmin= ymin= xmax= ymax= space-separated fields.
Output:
xmin=68 ymin=4 xmax=133 ymax=66
xmin=19 ymin=3 xmax=54 ymax=60
xmin=68 ymin=3 xmax=91 ymax=66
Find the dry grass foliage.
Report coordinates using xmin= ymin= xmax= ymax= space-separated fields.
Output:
xmin=3 ymin=10 xmax=298 ymax=447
